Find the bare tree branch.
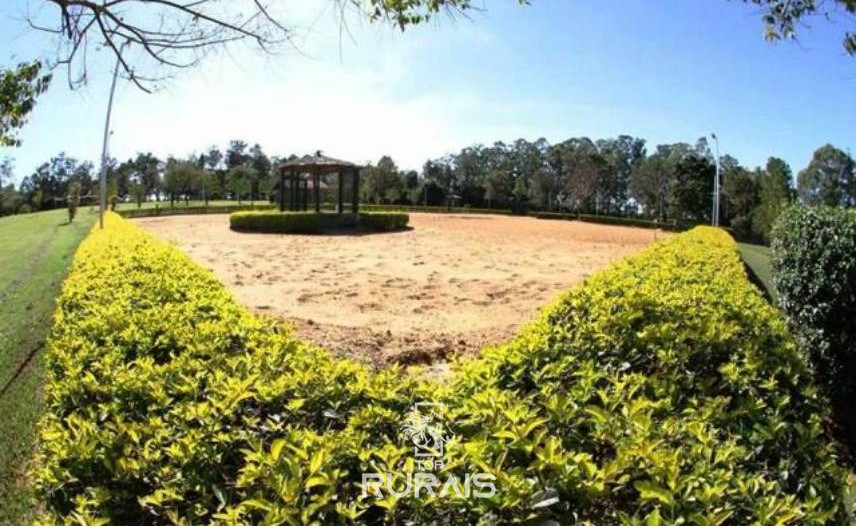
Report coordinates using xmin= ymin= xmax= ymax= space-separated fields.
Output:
xmin=27 ymin=0 xmax=512 ymax=92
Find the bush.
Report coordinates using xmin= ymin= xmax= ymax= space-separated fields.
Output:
xmin=535 ymin=211 xmax=681 ymax=231
xmin=360 ymin=204 xmax=513 ymax=215
xmin=66 ymin=182 xmax=80 ymax=223
xmin=772 ymin=205 xmax=856 ymax=450
xmin=229 ymin=211 xmax=409 ymax=233
xmin=117 ymin=204 xmax=276 ymax=219
xmin=357 ymin=212 xmax=410 ymax=231
xmin=35 ymin=214 xmax=848 ymax=524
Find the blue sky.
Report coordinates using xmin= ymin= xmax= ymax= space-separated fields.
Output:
xmin=0 ymin=0 xmax=854 ymax=183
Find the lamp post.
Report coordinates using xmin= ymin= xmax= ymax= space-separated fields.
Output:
xmin=711 ymin=133 xmax=721 ymax=227
xmin=98 ymin=43 xmax=128 ymax=229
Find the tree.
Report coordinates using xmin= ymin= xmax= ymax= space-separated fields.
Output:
xmin=195 ymin=170 xmax=218 ymax=206
xmin=630 ymin=143 xmax=695 ymax=222
xmin=163 ymin=160 xmax=202 ymax=206
xmin=669 ymin=155 xmax=715 ymax=225
xmin=226 ymin=140 xmax=250 ymax=170
xmin=0 ymin=2 xmax=508 ymax=154
xmin=130 ymin=153 xmax=163 ymax=201
xmin=249 ymin=144 xmax=272 ymax=200
xmin=226 ymin=166 xmax=256 ymax=205
xmin=797 ymin=144 xmax=856 ymax=207
xmin=20 ymin=153 xmax=93 ymax=211
xmin=67 ymin=181 xmax=81 ymax=223
xmin=554 ymin=138 xmax=608 ymax=213
xmin=0 ymin=61 xmax=51 ymax=147
xmin=131 ymin=182 xmax=145 ymax=209
xmin=362 ymin=156 xmax=403 ymax=204
xmin=484 ymin=169 xmax=513 ymax=208
xmin=422 ymin=160 xmax=454 ymax=208
xmin=454 ymin=145 xmax=489 ymax=207
xmin=722 ymin=164 xmax=759 ymax=239
xmin=0 ymin=158 xmax=19 ymax=216
xmin=752 ymin=157 xmax=794 ymax=242
xmin=741 ymin=0 xmax=856 ymax=55
xmin=203 ymin=146 xmax=224 ymax=172
xmin=32 ymin=1 xmax=497 ymax=92
xmin=597 ymin=136 xmax=646 ymax=214
xmin=112 ymin=159 xmax=136 ymax=198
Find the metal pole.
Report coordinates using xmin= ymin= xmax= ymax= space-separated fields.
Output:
xmin=711 ymin=133 xmax=721 ymax=227
xmin=99 ymin=44 xmax=126 ymax=229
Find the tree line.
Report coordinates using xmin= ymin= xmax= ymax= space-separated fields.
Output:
xmin=363 ymin=137 xmax=853 ymax=242
xmin=1 ymin=136 xmax=853 ymax=242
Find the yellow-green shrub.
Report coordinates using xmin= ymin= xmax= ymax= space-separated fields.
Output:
xmin=34 ymin=214 xmax=848 ymax=525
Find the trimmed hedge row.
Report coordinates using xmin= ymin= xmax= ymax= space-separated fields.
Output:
xmin=118 ymin=204 xmax=276 ymax=219
xmin=118 ymin=203 xmax=687 ymax=236
xmin=772 ymin=205 xmax=856 ymax=450
xmin=534 ymin=211 xmax=682 ymax=231
xmin=35 ymin=214 xmax=848 ymax=524
xmin=360 ymin=204 xmax=514 ymax=215
xmin=229 ymin=211 xmax=409 ymax=233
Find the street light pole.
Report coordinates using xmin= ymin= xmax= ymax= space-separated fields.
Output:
xmin=711 ymin=133 xmax=721 ymax=227
xmin=98 ymin=43 xmax=127 ymax=229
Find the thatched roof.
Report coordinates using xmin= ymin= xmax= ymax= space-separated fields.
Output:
xmin=281 ymin=151 xmax=361 ymax=170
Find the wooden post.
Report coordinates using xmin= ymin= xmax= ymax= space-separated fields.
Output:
xmin=352 ymin=167 xmax=359 ymax=214
xmin=278 ymin=168 xmax=285 ymax=211
xmin=337 ymin=170 xmax=344 ymax=213
xmin=294 ymin=169 xmax=300 ymax=212
xmin=289 ymin=168 xmax=296 ymax=211
xmin=303 ymin=178 xmax=308 ymax=211
xmin=314 ymin=169 xmax=321 ymax=213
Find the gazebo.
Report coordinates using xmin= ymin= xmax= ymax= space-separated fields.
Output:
xmin=276 ymin=152 xmax=362 ymax=213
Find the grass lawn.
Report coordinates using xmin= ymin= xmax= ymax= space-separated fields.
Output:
xmin=738 ymin=242 xmax=776 ymax=303
xmin=0 ymin=207 xmax=95 ymax=525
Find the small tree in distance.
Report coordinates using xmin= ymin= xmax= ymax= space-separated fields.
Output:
xmin=67 ymin=181 xmax=80 ymax=223
xmin=131 ymin=182 xmax=145 ymax=209
xmin=227 ymin=166 xmax=256 ymax=205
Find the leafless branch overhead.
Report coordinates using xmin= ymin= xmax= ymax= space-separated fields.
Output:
xmin=29 ymin=0 xmax=500 ymax=92
xmin=34 ymin=0 xmax=294 ymax=92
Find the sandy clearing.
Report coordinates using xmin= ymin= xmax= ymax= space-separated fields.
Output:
xmin=134 ymin=213 xmax=661 ymax=366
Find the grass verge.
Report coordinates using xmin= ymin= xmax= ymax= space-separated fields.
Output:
xmin=738 ymin=242 xmax=775 ymax=302
xmin=0 ymin=208 xmax=95 ymax=525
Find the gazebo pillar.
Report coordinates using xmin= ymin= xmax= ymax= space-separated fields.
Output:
xmin=278 ymin=168 xmax=285 ymax=211
xmin=289 ymin=168 xmax=295 ymax=211
xmin=303 ymin=178 xmax=308 ymax=211
xmin=314 ymin=169 xmax=321 ymax=213
xmin=337 ymin=170 xmax=344 ymax=213
xmin=294 ymin=169 xmax=300 ymax=212
xmin=352 ymin=167 xmax=359 ymax=214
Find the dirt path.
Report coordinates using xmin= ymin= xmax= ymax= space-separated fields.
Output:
xmin=135 ymin=213 xmax=661 ymax=365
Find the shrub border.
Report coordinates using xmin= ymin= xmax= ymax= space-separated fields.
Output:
xmin=228 ymin=210 xmax=410 ymax=233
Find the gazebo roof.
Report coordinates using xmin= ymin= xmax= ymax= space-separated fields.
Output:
xmin=281 ymin=151 xmax=360 ymax=169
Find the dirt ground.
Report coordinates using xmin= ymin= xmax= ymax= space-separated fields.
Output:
xmin=134 ymin=213 xmax=660 ymax=367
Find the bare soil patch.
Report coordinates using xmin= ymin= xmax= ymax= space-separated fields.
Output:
xmin=134 ymin=213 xmax=660 ymax=366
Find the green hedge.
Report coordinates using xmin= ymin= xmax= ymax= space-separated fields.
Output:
xmin=229 ymin=211 xmax=409 ymax=233
xmin=534 ymin=211 xmax=682 ymax=231
xmin=34 ymin=214 xmax=848 ymax=524
xmin=360 ymin=204 xmax=514 ymax=215
xmin=772 ymin=205 xmax=856 ymax=450
xmin=118 ymin=203 xmax=276 ymax=219
xmin=357 ymin=212 xmax=410 ymax=231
